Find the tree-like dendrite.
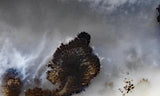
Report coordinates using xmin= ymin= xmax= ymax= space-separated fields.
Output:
xmin=2 ymin=68 xmax=22 ymax=96
xmin=2 ymin=32 xmax=100 ymax=96
xmin=47 ymin=32 xmax=100 ymax=96
xmin=25 ymin=87 xmax=53 ymax=96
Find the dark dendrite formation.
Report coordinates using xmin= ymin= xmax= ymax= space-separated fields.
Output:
xmin=157 ymin=5 xmax=160 ymax=22
xmin=46 ymin=32 xmax=100 ymax=96
xmin=25 ymin=87 xmax=52 ymax=96
xmin=2 ymin=68 xmax=22 ymax=96
xmin=2 ymin=32 xmax=100 ymax=96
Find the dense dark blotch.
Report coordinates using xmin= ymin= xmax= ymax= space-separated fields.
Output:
xmin=77 ymin=32 xmax=91 ymax=44
xmin=2 ymin=68 xmax=22 ymax=96
xmin=157 ymin=5 xmax=160 ymax=22
xmin=47 ymin=32 xmax=100 ymax=96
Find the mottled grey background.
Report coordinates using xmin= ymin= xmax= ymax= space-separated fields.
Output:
xmin=0 ymin=0 xmax=160 ymax=96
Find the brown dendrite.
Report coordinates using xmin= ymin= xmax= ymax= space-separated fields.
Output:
xmin=2 ymin=68 xmax=22 ymax=96
xmin=119 ymin=79 xmax=135 ymax=96
xmin=46 ymin=32 xmax=100 ymax=96
xmin=2 ymin=32 xmax=100 ymax=96
xmin=25 ymin=87 xmax=52 ymax=96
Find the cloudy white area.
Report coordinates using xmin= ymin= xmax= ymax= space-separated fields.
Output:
xmin=0 ymin=0 xmax=160 ymax=96
xmin=77 ymin=0 xmax=138 ymax=12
